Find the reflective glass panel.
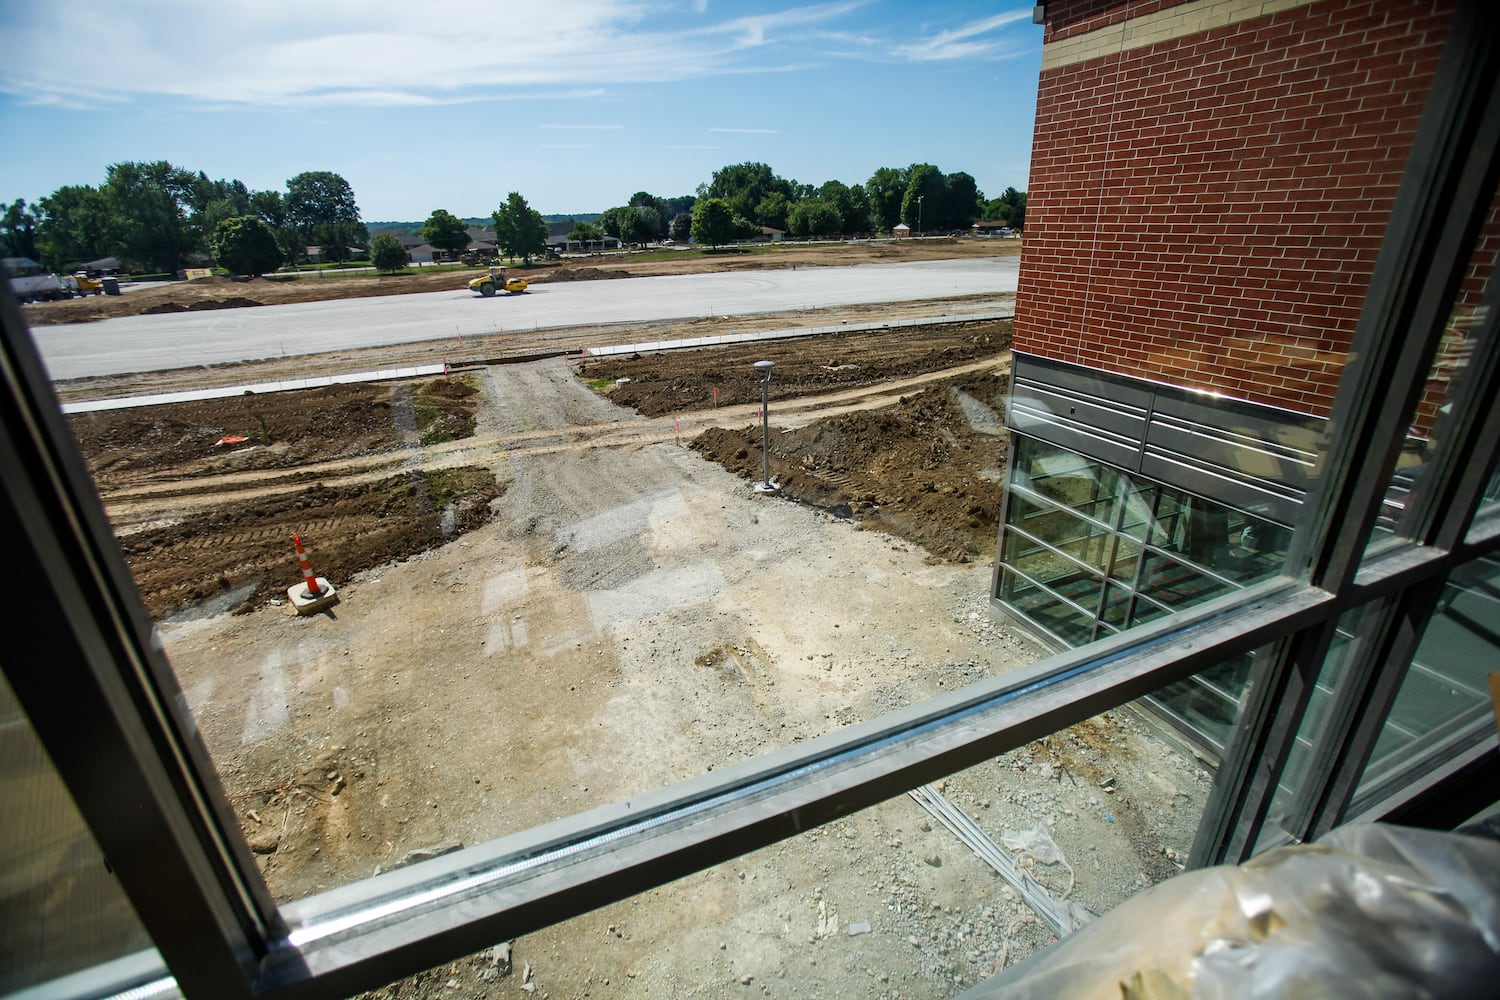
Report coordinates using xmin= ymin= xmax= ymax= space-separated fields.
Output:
xmin=0 ymin=674 xmax=157 ymax=993
xmin=1356 ymin=553 xmax=1500 ymax=807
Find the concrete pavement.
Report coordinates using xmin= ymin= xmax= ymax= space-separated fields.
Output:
xmin=35 ymin=258 xmax=1018 ymax=380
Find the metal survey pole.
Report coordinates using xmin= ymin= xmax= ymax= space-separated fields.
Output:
xmin=754 ymin=360 xmax=776 ymax=492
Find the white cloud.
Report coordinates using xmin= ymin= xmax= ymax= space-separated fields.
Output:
xmin=0 ymin=0 xmax=879 ymax=111
xmin=893 ymin=9 xmax=1033 ymax=62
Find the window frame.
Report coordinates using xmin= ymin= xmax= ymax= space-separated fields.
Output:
xmin=4 ymin=4 xmax=1499 ymax=996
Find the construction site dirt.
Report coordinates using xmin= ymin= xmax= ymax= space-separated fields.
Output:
xmin=59 ymin=279 xmax=1210 ymax=998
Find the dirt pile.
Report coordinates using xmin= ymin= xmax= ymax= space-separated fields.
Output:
xmin=543 ymin=266 xmax=631 ymax=282
xmin=141 ymin=296 xmax=264 ymax=314
xmin=69 ymin=377 xmax=492 ymax=618
xmin=585 ymin=319 xmax=1011 ymax=417
xmin=695 ymin=370 xmax=1009 ymax=563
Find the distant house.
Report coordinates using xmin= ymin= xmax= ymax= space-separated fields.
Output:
xmin=892 ymin=223 xmax=911 ymax=238
xmin=407 ymin=243 xmax=439 ymax=265
xmin=970 ymin=221 xmax=1014 ymax=236
xmin=304 ymin=246 xmax=365 ymax=264
xmin=760 ymin=226 xmax=786 ymax=242
xmin=544 ymin=221 xmax=619 ymax=254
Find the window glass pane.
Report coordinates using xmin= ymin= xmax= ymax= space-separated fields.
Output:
xmin=1117 ymin=485 xmax=1158 ymax=543
xmin=0 ymin=674 xmax=157 ymax=992
xmin=1000 ymin=568 xmax=1100 ymax=646
xmin=1355 ymin=552 xmax=1500 ymax=807
xmin=1138 ymin=551 xmax=1235 ymax=612
xmin=18 ymin=0 xmax=1477 ymax=985
xmin=354 ymin=693 xmax=1220 ymax=998
xmin=1002 ymin=501 xmax=1139 ymax=578
xmin=1258 ymin=614 xmax=1361 ymax=845
xmin=1385 ymin=179 xmax=1500 ymax=542
xmin=1467 ymin=465 xmax=1500 ymax=533
xmin=1142 ymin=653 xmax=1253 ymax=753
xmin=1013 ymin=438 xmax=1124 ymax=526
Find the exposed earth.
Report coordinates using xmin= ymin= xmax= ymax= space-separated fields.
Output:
xmin=56 ymin=244 xmax=1209 ymax=999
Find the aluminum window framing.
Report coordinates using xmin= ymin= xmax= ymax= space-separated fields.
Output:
xmin=1002 ymin=520 xmax=1113 ymax=584
xmin=1191 ymin=0 xmax=1500 ymax=866
xmin=6 ymin=9 xmax=1500 ymax=999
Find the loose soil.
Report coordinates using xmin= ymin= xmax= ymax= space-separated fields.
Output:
xmin=56 ymin=252 xmax=1209 ymax=999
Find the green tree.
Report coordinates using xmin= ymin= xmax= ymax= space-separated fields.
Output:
xmin=209 ymin=216 xmax=282 ymax=276
xmin=421 ymin=209 xmax=471 ymax=255
xmin=623 ymin=205 xmax=661 ymax=247
xmin=286 ymin=171 xmax=363 ymax=263
xmin=596 ymin=205 xmax=630 ymax=241
xmin=102 ymin=160 xmax=198 ymax=272
xmin=786 ymin=200 xmax=841 ymax=238
xmin=704 ymin=162 xmax=795 ymax=225
xmin=370 ymin=234 xmax=409 ymax=273
xmin=568 ymin=222 xmax=603 ymax=245
xmin=36 ymin=185 xmax=113 ymax=270
xmin=755 ymin=191 xmax=791 ymax=232
xmin=690 ymin=197 xmax=736 ymax=247
xmin=865 ymin=166 xmax=908 ymax=233
xmin=186 ymin=174 xmax=252 ymax=253
xmin=597 ymin=205 xmax=659 ymax=248
xmin=815 ymin=180 xmax=870 ymax=235
xmin=943 ymin=171 xmax=983 ymax=230
xmin=492 ymin=192 xmax=548 ymax=264
xmin=900 ymin=164 xmax=945 ymax=234
xmin=669 ymin=211 xmax=693 ymax=241
xmin=249 ymin=189 xmax=300 ymax=267
xmin=981 ymin=188 xmax=1024 ymax=227
xmin=663 ymin=194 xmax=696 ymax=219
xmin=0 ymin=199 xmax=41 ymax=260
xmin=627 ymin=191 xmax=668 ymax=237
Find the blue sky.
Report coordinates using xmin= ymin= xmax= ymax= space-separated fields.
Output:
xmin=0 ymin=1 xmax=1042 ymax=221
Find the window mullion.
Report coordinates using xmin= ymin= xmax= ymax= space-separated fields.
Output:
xmin=1188 ymin=622 xmax=1334 ymax=866
xmin=1302 ymin=579 xmax=1451 ymax=841
xmin=0 ymin=289 xmax=276 ymax=1000
xmin=1288 ymin=1 xmax=1500 ymax=594
xmin=1193 ymin=1 xmax=1500 ymax=867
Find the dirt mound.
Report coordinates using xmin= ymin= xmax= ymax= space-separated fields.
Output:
xmin=586 ymin=319 xmax=1011 ymax=418
xmin=142 ymin=296 xmax=263 ymax=314
xmin=118 ymin=468 xmax=502 ymax=618
xmin=69 ymin=376 xmax=489 ymax=618
xmin=692 ymin=369 xmax=1009 ymax=563
xmin=542 ymin=266 xmax=631 ymax=282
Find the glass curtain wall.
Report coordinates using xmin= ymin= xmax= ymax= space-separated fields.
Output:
xmin=996 ymin=437 xmax=1290 ymax=751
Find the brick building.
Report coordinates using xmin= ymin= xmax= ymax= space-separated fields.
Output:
xmin=993 ymin=0 xmax=1490 ymax=765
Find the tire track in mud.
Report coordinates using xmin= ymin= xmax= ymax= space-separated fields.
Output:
xmin=98 ymin=352 xmax=1011 ymax=526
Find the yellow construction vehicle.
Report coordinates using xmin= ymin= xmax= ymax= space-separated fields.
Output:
xmin=468 ymin=266 xmax=528 ymax=297
xmin=62 ymin=271 xmax=105 ymax=295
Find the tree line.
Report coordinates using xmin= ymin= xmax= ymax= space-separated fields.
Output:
xmin=2 ymin=159 xmax=1025 ymax=277
xmin=572 ymin=162 xmax=1025 ymax=250
xmin=1 ymin=164 xmax=365 ymax=276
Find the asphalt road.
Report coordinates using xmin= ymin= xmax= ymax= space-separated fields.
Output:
xmin=34 ymin=258 xmax=1018 ymax=380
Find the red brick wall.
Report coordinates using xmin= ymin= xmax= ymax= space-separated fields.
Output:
xmin=1044 ymin=0 xmax=1196 ymax=44
xmin=1016 ymin=0 xmax=1453 ymax=417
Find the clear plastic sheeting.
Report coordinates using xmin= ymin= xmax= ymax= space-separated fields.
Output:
xmin=962 ymin=823 xmax=1500 ymax=999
